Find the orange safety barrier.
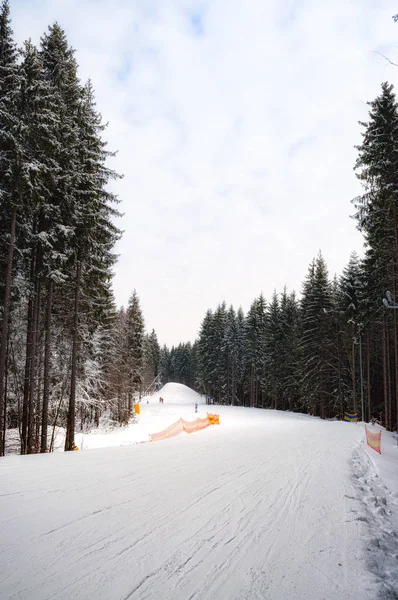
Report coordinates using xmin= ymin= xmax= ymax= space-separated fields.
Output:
xmin=150 ymin=419 xmax=184 ymax=442
xmin=365 ymin=426 xmax=381 ymax=454
xmin=197 ymin=416 xmax=211 ymax=430
xmin=181 ymin=418 xmax=198 ymax=434
xmin=134 ymin=403 xmax=141 ymax=415
xmin=207 ymin=413 xmax=220 ymax=425
xmin=150 ymin=415 xmax=213 ymax=442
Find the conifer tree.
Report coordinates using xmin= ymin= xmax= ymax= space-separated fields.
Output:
xmin=0 ymin=0 xmax=22 ymax=455
xmin=300 ymin=254 xmax=334 ymax=418
xmin=222 ymin=306 xmax=239 ymax=405
xmin=245 ymin=295 xmax=267 ymax=407
xmin=265 ymin=292 xmax=282 ymax=409
xmin=126 ymin=290 xmax=145 ymax=408
xmin=279 ymin=289 xmax=300 ymax=411
xmin=353 ymin=82 xmax=398 ymax=430
xmin=143 ymin=329 xmax=160 ymax=391
xmin=235 ymin=307 xmax=246 ymax=404
xmin=197 ymin=310 xmax=217 ymax=401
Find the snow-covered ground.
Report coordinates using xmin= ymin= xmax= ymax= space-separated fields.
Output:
xmin=76 ymin=382 xmax=207 ymax=449
xmin=4 ymin=383 xmax=206 ymax=453
xmin=1 ymin=384 xmax=398 ymax=600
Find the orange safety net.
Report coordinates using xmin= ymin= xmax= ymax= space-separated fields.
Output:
xmin=365 ymin=426 xmax=382 ymax=454
xmin=181 ymin=418 xmax=198 ymax=434
xmin=197 ymin=416 xmax=211 ymax=430
xmin=149 ymin=419 xmax=184 ymax=442
xmin=207 ymin=413 xmax=220 ymax=425
xmin=150 ymin=416 xmax=212 ymax=442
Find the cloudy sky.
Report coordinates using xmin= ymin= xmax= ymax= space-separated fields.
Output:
xmin=10 ymin=0 xmax=398 ymax=346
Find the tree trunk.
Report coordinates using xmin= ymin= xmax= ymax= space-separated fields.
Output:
xmin=387 ymin=320 xmax=392 ymax=429
xmin=49 ymin=364 xmax=70 ymax=453
xmin=394 ymin=205 xmax=398 ymax=431
xmin=352 ymin=340 xmax=356 ymax=413
xmin=0 ymin=205 xmax=17 ymax=456
xmin=41 ymin=279 xmax=53 ymax=452
xmin=367 ymin=330 xmax=371 ymax=423
xmin=65 ymin=258 xmax=81 ymax=451
xmin=21 ymin=292 xmax=34 ymax=455
xmin=2 ymin=337 xmax=9 ymax=455
xmin=383 ymin=314 xmax=390 ymax=430
xmin=27 ymin=277 xmax=41 ymax=454
xmin=394 ymin=288 xmax=398 ymax=432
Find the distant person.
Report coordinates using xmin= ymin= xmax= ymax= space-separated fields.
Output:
xmin=195 ymin=403 xmax=198 ymax=413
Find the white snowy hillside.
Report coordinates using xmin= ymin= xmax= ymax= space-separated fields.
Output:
xmin=70 ymin=383 xmax=206 ymax=450
xmin=3 ymin=383 xmax=206 ymax=453
xmin=146 ymin=382 xmax=206 ymax=404
xmin=2 ymin=396 xmax=398 ymax=600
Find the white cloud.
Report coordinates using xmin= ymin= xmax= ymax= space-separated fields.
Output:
xmin=11 ymin=0 xmax=398 ymax=345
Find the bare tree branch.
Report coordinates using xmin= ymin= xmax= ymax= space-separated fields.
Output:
xmin=372 ymin=50 xmax=398 ymax=68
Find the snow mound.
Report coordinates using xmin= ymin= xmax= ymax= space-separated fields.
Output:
xmin=145 ymin=382 xmax=205 ymax=405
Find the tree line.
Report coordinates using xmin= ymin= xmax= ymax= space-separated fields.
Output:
xmin=0 ymin=2 xmax=163 ymax=455
xmin=162 ymin=82 xmax=398 ymax=432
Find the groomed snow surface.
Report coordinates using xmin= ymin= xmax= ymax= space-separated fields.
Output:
xmin=1 ymin=383 xmax=398 ymax=600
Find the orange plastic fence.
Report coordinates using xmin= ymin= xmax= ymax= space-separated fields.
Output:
xmin=150 ymin=416 xmax=212 ymax=442
xmin=207 ymin=413 xmax=220 ymax=425
xmin=150 ymin=419 xmax=184 ymax=442
xmin=198 ymin=416 xmax=211 ymax=430
xmin=181 ymin=418 xmax=198 ymax=434
xmin=365 ymin=426 xmax=381 ymax=454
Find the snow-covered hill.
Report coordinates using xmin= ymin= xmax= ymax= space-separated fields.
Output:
xmin=144 ymin=382 xmax=205 ymax=405
xmin=1 ymin=404 xmax=398 ymax=599
xmin=73 ymin=383 xmax=206 ymax=450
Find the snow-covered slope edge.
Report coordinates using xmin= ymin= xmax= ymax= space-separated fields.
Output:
xmin=350 ymin=430 xmax=398 ymax=597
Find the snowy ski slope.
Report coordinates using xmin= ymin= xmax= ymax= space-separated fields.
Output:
xmin=1 ymin=386 xmax=398 ymax=600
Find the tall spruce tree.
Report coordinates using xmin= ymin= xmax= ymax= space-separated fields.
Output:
xmin=300 ymin=254 xmax=335 ymax=418
xmin=222 ymin=306 xmax=239 ymax=405
xmin=197 ymin=309 xmax=214 ymax=400
xmin=265 ymin=291 xmax=282 ymax=409
xmin=126 ymin=290 xmax=145 ymax=408
xmin=245 ymin=295 xmax=267 ymax=407
xmin=17 ymin=40 xmax=61 ymax=453
xmin=235 ymin=307 xmax=246 ymax=404
xmin=0 ymin=0 xmax=22 ymax=455
xmin=279 ymin=289 xmax=300 ymax=411
xmin=353 ymin=82 xmax=398 ymax=430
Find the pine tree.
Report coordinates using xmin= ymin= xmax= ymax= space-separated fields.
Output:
xmin=353 ymin=82 xmax=398 ymax=430
xmin=245 ymin=295 xmax=267 ymax=407
xmin=222 ymin=306 xmax=239 ymax=405
xmin=197 ymin=309 xmax=214 ymax=401
xmin=300 ymin=254 xmax=335 ymax=418
xmin=279 ymin=289 xmax=300 ymax=411
xmin=159 ymin=345 xmax=172 ymax=385
xmin=337 ymin=253 xmax=365 ymax=415
xmin=0 ymin=0 xmax=22 ymax=455
xmin=126 ymin=290 xmax=145 ymax=408
xmin=265 ymin=291 xmax=282 ymax=409
xmin=143 ymin=329 xmax=160 ymax=392
xmin=210 ymin=303 xmax=228 ymax=403
xmin=235 ymin=307 xmax=246 ymax=404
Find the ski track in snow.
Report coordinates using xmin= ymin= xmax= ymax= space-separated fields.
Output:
xmin=1 ymin=401 xmax=398 ymax=600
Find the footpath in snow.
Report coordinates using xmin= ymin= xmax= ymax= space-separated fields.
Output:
xmin=1 ymin=383 xmax=398 ymax=600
